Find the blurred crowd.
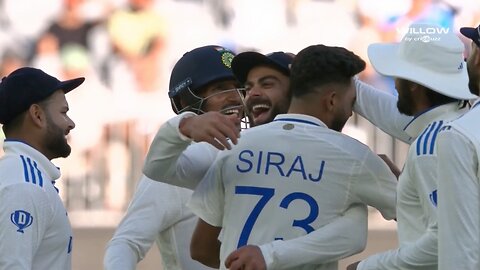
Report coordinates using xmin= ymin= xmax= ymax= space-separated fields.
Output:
xmin=0 ymin=0 xmax=479 ymax=222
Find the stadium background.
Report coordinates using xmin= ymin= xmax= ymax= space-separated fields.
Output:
xmin=0 ymin=0 xmax=478 ymax=268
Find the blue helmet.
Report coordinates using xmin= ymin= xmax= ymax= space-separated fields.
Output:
xmin=168 ymin=45 xmax=238 ymax=114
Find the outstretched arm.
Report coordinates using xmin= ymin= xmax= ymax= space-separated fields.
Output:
xmin=354 ymin=78 xmax=413 ymax=144
xmin=143 ymin=111 xmax=239 ymax=189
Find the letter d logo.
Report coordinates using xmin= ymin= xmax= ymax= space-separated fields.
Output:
xmin=11 ymin=210 xmax=34 ymax=233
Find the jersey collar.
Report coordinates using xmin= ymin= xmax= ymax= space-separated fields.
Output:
xmin=403 ymin=102 xmax=463 ymax=138
xmin=3 ymin=140 xmax=61 ymax=180
xmin=273 ymin=114 xmax=327 ymax=128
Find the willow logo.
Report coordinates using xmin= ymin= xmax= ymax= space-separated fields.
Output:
xmin=10 ymin=210 xmax=33 ymax=233
xmin=398 ymin=27 xmax=450 ymax=43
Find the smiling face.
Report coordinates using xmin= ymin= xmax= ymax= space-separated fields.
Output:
xmin=197 ymin=79 xmax=246 ymax=119
xmin=244 ymin=66 xmax=290 ymax=126
xmin=39 ymin=90 xmax=76 ymax=159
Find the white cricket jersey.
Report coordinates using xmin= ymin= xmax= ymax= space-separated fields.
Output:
xmin=188 ymin=114 xmax=398 ymax=270
xmin=0 ymin=140 xmax=72 ymax=270
xmin=104 ymin=175 xmax=213 ymax=270
xmin=144 ymin=79 xmax=413 ymax=190
xmin=437 ymin=100 xmax=480 ymax=270
xmin=358 ymin=102 xmax=469 ymax=270
xmin=141 ymin=80 xmax=411 ymax=268
xmin=143 ymin=111 xmax=220 ymax=190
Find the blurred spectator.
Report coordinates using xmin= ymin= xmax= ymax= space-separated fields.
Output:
xmin=205 ymin=0 xmax=234 ymax=28
xmin=1 ymin=0 xmax=62 ymax=55
xmin=35 ymin=0 xmax=112 ymax=81
xmin=0 ymin=49 xmax=25 ymax=155
xmin=54 ymin=44 xmax=125 ymax=210
xmin=107 ymin=0 xmax=166 ymax=92
xmin=31 ymin=32 xmax=63 ymax=75
xmin=0 ymin=49 xmax=26 ymax=77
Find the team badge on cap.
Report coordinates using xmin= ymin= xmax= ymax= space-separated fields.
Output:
xmin=221 ymin=51 xmax=234 ymax=68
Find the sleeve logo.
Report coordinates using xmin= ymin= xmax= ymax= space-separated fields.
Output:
xmin=10 ymin=210 xmax=34 ymax=233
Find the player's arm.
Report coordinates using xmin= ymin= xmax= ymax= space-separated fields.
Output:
xmin=353 ymin=223 xmax=438 ymax=270
xmin=225 ymin=204 xmax=368 ymax=270
xmin=351 ymin=150 xmax=397 ymax=220
xmin=378 ymin=154 xmax=401 ymax=179
xmin=187 ymin=155 xmax=226 ymax=267
xmin=104 ymin=176 xmax=185 ymax=270
xmin=142 ymin=112 xmax=239 ymax=190
xmin=437 ymin=129 xmax=479 ymax=270
xmin=354 ymin=157 xmax=439 ymax=269
xmin=354 ymin=78 xmax=413 ymax=144
xmin=0 ymin=184 xmax=50 ymax=269
xmin=190 ymin=219 xmax=222 ymax=268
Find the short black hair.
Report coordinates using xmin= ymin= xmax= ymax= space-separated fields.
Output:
xmin=289 ymin=44 xmax=366 ymax=97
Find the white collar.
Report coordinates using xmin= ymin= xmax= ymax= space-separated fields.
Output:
xmin=403 ymin=102 xmax=462 ymax=138
xmin=273 ymin=114 xmax=327 ymax=128
xmin=3 ymin=140 xmax=61 ymax=180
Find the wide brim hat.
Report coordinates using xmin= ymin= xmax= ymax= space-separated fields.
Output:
xmin=368 ymin=23 xmax=477 ymax=100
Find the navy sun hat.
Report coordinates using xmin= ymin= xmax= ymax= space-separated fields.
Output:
xmin=460 ymin=24 xmax=480 ymax=48
xmin=232 ymin=51 xmax=294 ymax=84
xmin=0 ymin=67 xmax=85 ymax=124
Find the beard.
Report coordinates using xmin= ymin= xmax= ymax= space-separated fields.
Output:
xmin=44 ymin=113 xmax=71 ymax=159
xmin=330 ymin=117 xmax=347 ymax=132
xmin=331 ymin=110 xmax=349 ymax=132
xmin=467 ymin=64 xmax=480 ymax=96
xmin=396 ymin=81 xmax=415 ymax=116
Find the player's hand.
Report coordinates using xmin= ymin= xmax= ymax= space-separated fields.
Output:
xmin=179 ymin=112 xmax=241 ymax=150
xmin=378 ymin=154 xmax=401 ymax=179
xmin=225 ymin=245 xmax=266 ymax=270
xmin=346 ymin=261 xmax=360 ymax=270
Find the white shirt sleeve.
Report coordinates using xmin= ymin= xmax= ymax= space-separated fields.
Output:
xmin=358 ymin=157 xmax=438 ymax=269
xmin=358 ymin=227 xmax=438 ymax=270
xmin=354 ymin=78 xmax=413 ymax=144
xmin=104 ymin=176 xmax=186 ymax=270
xmin=187 ymin=156 xmax=225 ymax=227
xmin=350 ymin=151 xmax=397 ymax=220
xmin=0 ymin=184 xmax=51 ymax=270
xmin=258 ymin=204 xmax=368 ymax=269
xmin=142 ymin=112 xmax=219 ymax=190
xmin=437 ymin=129 xmax=479 ymax=270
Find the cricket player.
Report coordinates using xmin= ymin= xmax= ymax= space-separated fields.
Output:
xmin=0 ymin=67 xmax=84 ymax=269
xmin=140 ymin=50 xmax=391 ymax=269
xmin=188 ymin=44 xmax=398 ymax=270
xmin=104 ymin=45 xmax=245 ymax=270
xmin=437 ymin=23 xmax=480 ymax=270
xmin=141 ymin=46 xmax=417 ymax=268
xmin=348 ymin=23 xmax=477 ymax=270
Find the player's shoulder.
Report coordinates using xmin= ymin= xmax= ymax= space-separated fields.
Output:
xmin=0 ymin=153 xmax=47 ymax=189
xmin=327 ymin=130 xmax=373 ymax=158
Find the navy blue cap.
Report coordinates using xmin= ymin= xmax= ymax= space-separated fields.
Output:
xmin=232 ymin=51 xmax=294 ymax=84
xmin=169 ymin=45 xmax=236 ymax=98
xmin=460 ymin=24 xmax=480 ymax=48
xmin=0 ymin=67 xmax=85 ymax=124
